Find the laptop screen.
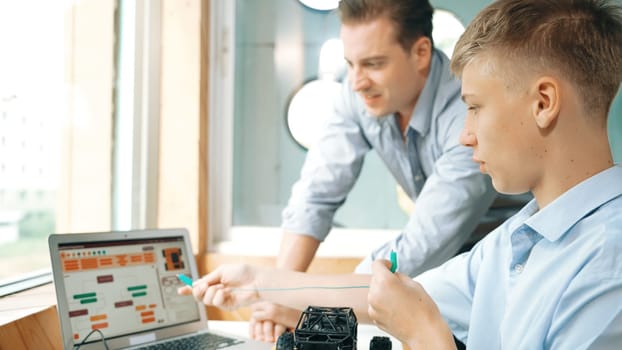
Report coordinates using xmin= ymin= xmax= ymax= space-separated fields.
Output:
xmin=54 ymin=234 xmax=200 ymax=345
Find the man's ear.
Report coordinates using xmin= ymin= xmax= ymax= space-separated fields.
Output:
xmin=410 ymin=36 xmax=432 ymax=70
xmin=532 ymin=77 xmax=560 ymax=129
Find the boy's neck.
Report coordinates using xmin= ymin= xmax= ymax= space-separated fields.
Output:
xmin=532 ymin=120 xmax=613 ymax=208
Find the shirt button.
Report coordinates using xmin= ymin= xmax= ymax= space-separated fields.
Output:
xmin=514 ymin=264 xmax=524 ymax=273
xmin=415 ymin=175 xmax=423 ymax=182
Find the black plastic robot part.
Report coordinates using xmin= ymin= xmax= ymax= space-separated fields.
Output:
xmin=275 ymin=306 xmax=393 ymax=350
xmin=275 ymin=330 xmax=295 ymax=350
xmin=369 ymin=336 xmax=392 ymax=350
xmin=276 ymin=306 xmax=357 ymax=350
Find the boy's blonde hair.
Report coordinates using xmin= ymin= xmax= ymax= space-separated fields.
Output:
xmin=451 ymin=0 xmax=622 ymax=115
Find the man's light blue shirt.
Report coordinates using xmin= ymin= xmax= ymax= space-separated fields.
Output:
xmin=418 ymin=165 xmax=622 ymax=349
xmin=282 ymin=49 xmax=497 ymax=276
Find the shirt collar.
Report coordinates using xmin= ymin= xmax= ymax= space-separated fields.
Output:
xmin=512 ymin=165 xmax=622 ymax=242
xmin=408 ymin=49 xmax=446 ymax=137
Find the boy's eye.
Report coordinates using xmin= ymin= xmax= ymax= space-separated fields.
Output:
xmin=467 ymin=106 xmax=480 ymax=116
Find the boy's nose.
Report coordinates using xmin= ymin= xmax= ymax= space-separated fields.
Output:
xmin=459 ymin=127 xmax=476 ymax=147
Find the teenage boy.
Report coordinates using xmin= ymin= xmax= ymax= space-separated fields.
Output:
xmin=182 ymin=0 xmax=622 ymax=348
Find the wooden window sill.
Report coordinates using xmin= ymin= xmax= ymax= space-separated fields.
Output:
xmin=0 ymin=283 xmax=62 ymax=349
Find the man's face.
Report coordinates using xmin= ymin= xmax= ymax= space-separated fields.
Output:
xmin=341 ymin=17 xmax=428 ymax=118
xmin=459 ymin=56 xmax=543 ymax=195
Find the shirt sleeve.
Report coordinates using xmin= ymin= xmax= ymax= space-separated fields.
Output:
xmin=414 ymin=240 xmax=486 ymax=343
xmin=546 ymin=269 xmax=622 ymax=348
xmin=281 ymin=85 xmax=371 ymax=240
xmin=355 ymin=117 xmax=498 ymax=276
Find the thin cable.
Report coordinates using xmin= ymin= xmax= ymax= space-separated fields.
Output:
xmin=232 ymin=285 xmax=369 ymax=292
xmin=73 ymin=328 xmax=110 ymax=350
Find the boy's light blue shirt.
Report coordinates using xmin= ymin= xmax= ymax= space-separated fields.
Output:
xmin=281 ymin=49 xmax=497 ymax=276
xmin=418 ymin=165 xmax=622 ymax=349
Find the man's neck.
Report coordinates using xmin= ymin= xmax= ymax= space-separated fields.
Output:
xmin=396 ymin=113 xmax=411 ymax=142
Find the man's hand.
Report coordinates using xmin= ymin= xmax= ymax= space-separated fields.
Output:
xmin=177 ymin=263 xmax=262 ymax=310
xmin=250 ymin=232 xmax=318 ymax=342
xmin=368 ymin=260 xmax=456 ymax=350
xmin=248 ymin=302 xmax=301 ymax=342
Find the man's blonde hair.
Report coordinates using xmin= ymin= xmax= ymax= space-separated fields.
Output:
xmin=451 ymin=0 xmax=622 ymax=115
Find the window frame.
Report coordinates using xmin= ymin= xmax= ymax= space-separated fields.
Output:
xmin=207 ymin=0 xmax=236 ymax=248
xmin=112 ymin=0 xmax=162 ymax=231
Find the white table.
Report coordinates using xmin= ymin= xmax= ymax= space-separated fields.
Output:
xmin=208 ymin=320 xmax=403 ymax=350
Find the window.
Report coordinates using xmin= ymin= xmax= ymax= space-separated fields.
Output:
xmin=0 ymin=1 xmax=63 ymax=282
xmin=207 ymin=1 xmax=465 ymax=253
xmin=0 ymin=0 xmax=208 ymax=295
xmin=297 ymin=0 xmax=339 ymax=11
xmin=0 ymin=0 xmax=115 ymax=293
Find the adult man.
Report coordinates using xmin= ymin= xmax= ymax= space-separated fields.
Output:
xmin=249 ymin=0 xmax=498 ymax=342
xmin=184 ymin=0 xmax=622 ymax=348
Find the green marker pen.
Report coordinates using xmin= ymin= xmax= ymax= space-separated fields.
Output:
xmin=390 ymin=250 xmax=398 ymax=273
xmin=177 ymin=273 xmax=194 ymax=287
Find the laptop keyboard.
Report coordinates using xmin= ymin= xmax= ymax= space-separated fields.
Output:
xmin=138 ymin=332 xmax=245 ymax=349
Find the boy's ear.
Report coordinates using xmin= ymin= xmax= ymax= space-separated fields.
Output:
xmin=532 ymin=77 xmax=560 ymax=129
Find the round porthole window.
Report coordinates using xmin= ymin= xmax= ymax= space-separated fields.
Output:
xmin=298 ymin=0 xmax=339 ymax=11
xmin=432 ymin=9 xmax=465 ymax=58
xmin=286 ymin=79 xmax=342 ymax=149
xmin=286 ymin=38 xmax=344 ymax=149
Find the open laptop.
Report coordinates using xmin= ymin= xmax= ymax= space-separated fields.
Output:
xmin=49 ymin=228 xmax=272 ymax=350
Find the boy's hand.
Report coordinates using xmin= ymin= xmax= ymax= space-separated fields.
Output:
xmin=177 ymin=263 xmax=261 ymax=310
xmin=368 ymin=259 xmax=420 ymax=341
xmin=368 ymin=260 xmax=456 ymax=349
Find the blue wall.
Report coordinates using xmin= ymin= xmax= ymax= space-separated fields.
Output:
xmin=231 ymin=0 xmax=622 ymax=229
xmin=609 ymin=91 xmax=622 ymax=163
